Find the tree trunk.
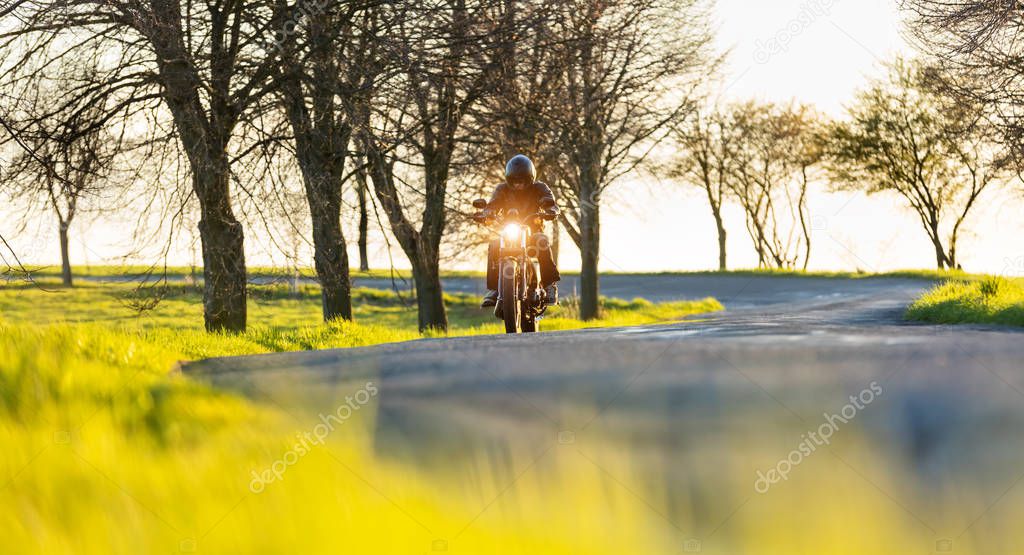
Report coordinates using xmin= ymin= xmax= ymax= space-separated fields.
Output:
xmin=579 ymin=198 xmax=600 ymax=321
xmin=152 ymin=50 xmax=248 ymax=332
xmin=356 ymin=164 xmax=370 ymax=272
xmin=414 ymin=156 xmax=449 ymax=332
xmin=310 ymin=203 xmax=353 ymax=322
xmin=294 ymin=148 xmax=352 ymax=322
xmin=196 ymin=196 xmax=247 ymax=333
xmin=928 ymin=220 xmax=948 ymax=270
xmin=58 ymin=221 xmax=72 ymax=287
xmin=749 ymin=217 xmax=767 ymax=269
xmin=279 ymin=66 xmax=354 ymax=322
xmin=712 ymin=208 xmax=727 ymax=272
xmin=798 ymin=172 xmax=811 ymax=271
xmin=411 ymin=249 xmax=447 ymax=332
xmin=946 ymin=230 xmax=959 ymax=270
xmin=363 ymin=141 xmax=449 ymax=332
xmin=931 ymin=238 xmax=948 ymax=270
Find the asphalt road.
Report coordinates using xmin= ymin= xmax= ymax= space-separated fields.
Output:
xmin=186 ymin=275 xmax=1024 ymax=550
xmin=85 ymin=271 xmax=897 ymax=306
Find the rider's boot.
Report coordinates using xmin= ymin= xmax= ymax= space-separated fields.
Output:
xmin=481 ymin=289 xmax=499 ymax=308
xmin=544 ymin=283 xmax=559 ymax=306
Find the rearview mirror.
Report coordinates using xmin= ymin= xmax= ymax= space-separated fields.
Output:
xmin=472 ymin=199 xmax=488 ymax=209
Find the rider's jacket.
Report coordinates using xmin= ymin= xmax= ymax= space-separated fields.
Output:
xmin=486 ymin=181 xmax=557 ymax=232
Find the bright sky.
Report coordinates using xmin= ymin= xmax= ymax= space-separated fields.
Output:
xmin=5 ymin=0 xmax=1024 ymax=275
xmin=714 ymin=0 xmax=909 ymax=115
xmin=588 ymin=0 xmax=1024 ymax=276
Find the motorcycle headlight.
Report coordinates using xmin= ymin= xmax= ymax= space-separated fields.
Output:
xmin=502 ymin=224 xmax=521 ymax=241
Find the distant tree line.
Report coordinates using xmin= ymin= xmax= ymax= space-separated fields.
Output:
xmin=670 ymin=57 xmax=1012 ymax=274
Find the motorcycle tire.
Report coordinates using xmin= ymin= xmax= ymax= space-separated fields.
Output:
xmin=500 ymin=262 xmax=521 ymax=334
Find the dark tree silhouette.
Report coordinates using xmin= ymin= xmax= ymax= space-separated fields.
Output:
xmin=2 ymin=0 xmax=289 ymax=331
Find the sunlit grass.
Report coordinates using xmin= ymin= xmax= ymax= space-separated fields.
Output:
xmin=905 ymin=276 xmax=1024 ymax=326
xmin=0 ymin=321 xmax=676 ymax=554
xmin=0 ymin=280 xmax=720 ymax=347
xmin=3 ymin=320 xmax=1019 ymax=554
xmin=0 ymin=279 xmax=723 ymax=553
xmin=0 ymin=270 xmax=722 ymax=554
xmin=1 ymin=280 xmax=1020 ymax=553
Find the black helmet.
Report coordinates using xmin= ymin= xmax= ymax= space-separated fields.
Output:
xmin=505 ymin=154 xmax=536 ymax=189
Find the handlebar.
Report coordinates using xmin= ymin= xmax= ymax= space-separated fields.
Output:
xmin=472 ymin=208 xmax=558 ymax=225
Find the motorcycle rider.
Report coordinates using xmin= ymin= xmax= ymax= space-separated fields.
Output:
xmin=478 ymin=154 xmax=561 ymax=308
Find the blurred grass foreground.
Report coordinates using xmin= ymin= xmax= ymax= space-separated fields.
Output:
xmin=0 ymin=278 xmax=729 ymax=553
xmin=3 ymin=277 xmax=1020 ymax=553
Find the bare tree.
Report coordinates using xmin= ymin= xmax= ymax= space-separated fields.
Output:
xmin=825 ymin=59 xmax=1006 ymax=270
xmin=540 ymin=0 xmax=715 ymax=319
xmin=0 ymin=76 xmax=121 ymax=286
xmin=354 ymin=153 xmax=371 ymax=272
xmin=901 ymin=1 xmax=1024 ymax=172
xmin=728 ymin=102 xmax=820 ymax=270
xmin=360 ymin=0 xmax=511 ymax=332
xmin=668 ymin=107 xmax=736 ymax=271
xmin=2 ymin=1 xmax=288 ymax=331
xmin=274 ymin=0 xmax=387 ymax=322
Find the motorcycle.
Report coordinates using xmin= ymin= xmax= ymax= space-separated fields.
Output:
xmin=472 ymin=198 xmax=559 ymax=334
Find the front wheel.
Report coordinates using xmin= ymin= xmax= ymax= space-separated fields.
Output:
xmin=499 ymin=261 xmax=521 ymax=334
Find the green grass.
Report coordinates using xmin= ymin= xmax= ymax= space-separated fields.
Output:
xmin=0 ymin=280 xmax=721 ymax=350
xmin=3 ymin=279 xmax=1021 ymax=553
xmin=1 ymin=320 xmax=687 ymax=554
xmin=906 ymin=276 xmax=1024 ymax=327
xmin=0 ymin=278 xmax=722 ymax=553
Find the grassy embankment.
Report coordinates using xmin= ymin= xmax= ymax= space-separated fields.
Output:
xmin=906 ymin=275 xmax=1024 ymax=327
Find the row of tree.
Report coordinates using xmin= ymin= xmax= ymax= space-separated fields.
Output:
xmin=1 ymin=0 xmax=1020 ymax=336
xmin=671 ymin=59 xmax=1011 ymax=273
xmin=0 ymin=0 xmax=716 ymax=332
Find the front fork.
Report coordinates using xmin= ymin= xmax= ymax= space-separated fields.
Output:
xmin=495 ymin=257 xmax=545 ymax=320
xmin=495 ymin=225 xmax=545 ymax=319
xmin=497 ymin=227 xmax=529 ymax=299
